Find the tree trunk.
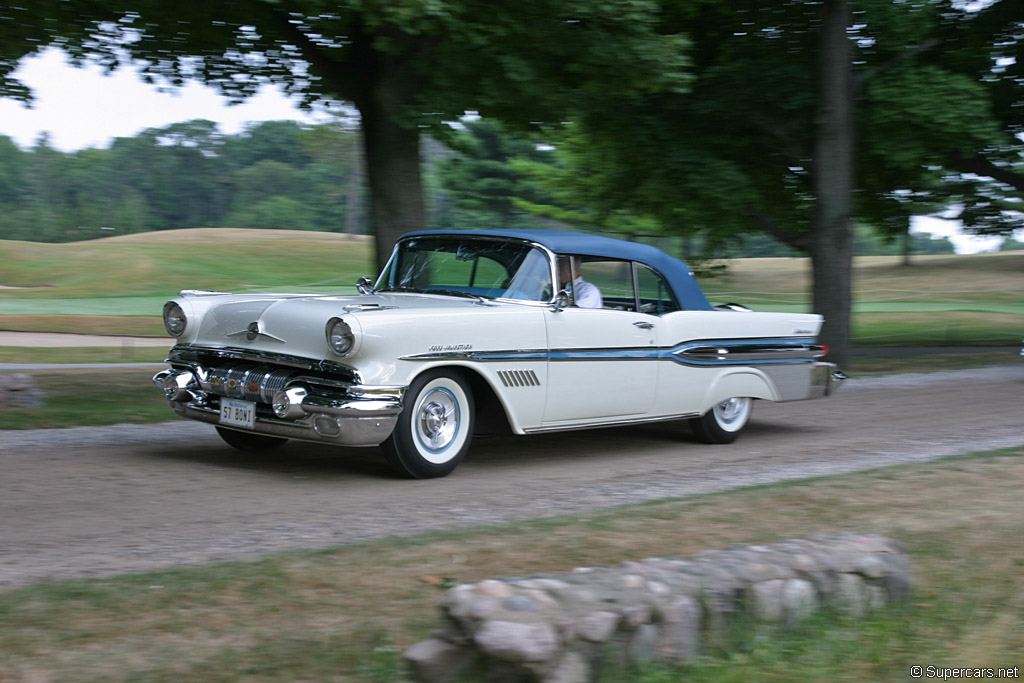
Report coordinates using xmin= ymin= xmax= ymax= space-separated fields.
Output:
xmin=355 ymin=61 xmax=427 ymax=274
xmin=269 ymin=13 xmax=428 ymax=273
xmin=811 ymin=0 xmax=855 ymax=370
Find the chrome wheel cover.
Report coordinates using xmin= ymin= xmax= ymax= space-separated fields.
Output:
xmin=713 ymin=397 xmax=752 ymax=432
xmin=415 ymin=386 xmax=460 ymax=459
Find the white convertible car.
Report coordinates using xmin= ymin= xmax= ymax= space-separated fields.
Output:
xmin=154 ymin=229 xmax=842 ymax=478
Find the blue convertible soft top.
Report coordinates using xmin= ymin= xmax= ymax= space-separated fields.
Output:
xmin=403 ymin=229 xmax=713 ymax=311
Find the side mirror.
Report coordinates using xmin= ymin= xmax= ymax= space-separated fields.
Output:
xmin=551 ymin=289 xmax=571 ymax=312
xmin=356 ymin=277 xmax=374 ymax=295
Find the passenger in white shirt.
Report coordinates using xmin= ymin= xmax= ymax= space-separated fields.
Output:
xmin=558 ymin=258 xmax=603 ymax=308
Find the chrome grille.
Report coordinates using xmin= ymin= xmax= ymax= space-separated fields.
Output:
xmin=202 ymin=365 xmax=295 ymax=403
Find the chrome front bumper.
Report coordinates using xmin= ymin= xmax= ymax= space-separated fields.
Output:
xmin=153 ymin=362 xmax=405 ymax=448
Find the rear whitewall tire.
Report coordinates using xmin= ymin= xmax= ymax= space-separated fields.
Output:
xmin=689 ymin=397 xmax=753 ymax=444
xmin=382 ymin=371 xmax=475 ymax=478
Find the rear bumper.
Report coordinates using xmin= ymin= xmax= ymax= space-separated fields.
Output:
xmin=810 ymin=362 xmax=845 ymax=399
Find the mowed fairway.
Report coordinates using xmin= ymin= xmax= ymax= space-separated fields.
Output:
xmin=0 ymin=228 xmax=1022 ymax=345
xmin=0 ymin=229 xmax=375 ymax=317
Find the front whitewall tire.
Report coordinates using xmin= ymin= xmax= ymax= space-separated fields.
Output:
xmin=383 ymin=371 xmax=475 ymax=478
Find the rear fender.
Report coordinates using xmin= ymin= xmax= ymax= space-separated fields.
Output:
xmin=703 ymin=370 xmax=778 ymax=409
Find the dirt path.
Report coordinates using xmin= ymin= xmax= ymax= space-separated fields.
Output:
xmin=0 ymin=331 xmax=170 ymax=347
xmin=1 ymin=365 xmax=1022 ymax=588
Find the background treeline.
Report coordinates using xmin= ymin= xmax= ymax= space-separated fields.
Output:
xmin=0 ymin=115 xmax=960 ymax=257
xmin=0 ymin=119 xmax=367 ymax=240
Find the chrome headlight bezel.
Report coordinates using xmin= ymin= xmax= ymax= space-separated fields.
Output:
xmin=163 ymin=301 xmax=187 ymax=337
xmin=326 ymin=317 xmax=355 ymax=356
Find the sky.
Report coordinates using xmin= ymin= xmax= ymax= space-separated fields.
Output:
xmin=0 ymin=48 xmax=330 ymax=151
xmin=0 ymin=48 xmax=1014 ymax=254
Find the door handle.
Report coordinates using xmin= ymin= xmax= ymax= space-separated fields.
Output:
xmin=633 ymin=321 xmax=655 ymax=329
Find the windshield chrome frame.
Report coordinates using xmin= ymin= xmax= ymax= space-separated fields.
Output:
xmin=373 ymin=234 xmax=561 ymax=307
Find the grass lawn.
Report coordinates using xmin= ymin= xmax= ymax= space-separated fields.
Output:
xmin=1 ymin=229 xmax=1022 ymax=344
xmin=0 ymin=447 xmax=1020 ymax=681
xmin=0 ymin=368 xmax=172 ymax=429
xmin=1 ymin=231 xmax=1021 ymax=679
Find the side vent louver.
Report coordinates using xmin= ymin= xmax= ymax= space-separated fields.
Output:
xmin=498 ymin=369 xmax=540 ymax=388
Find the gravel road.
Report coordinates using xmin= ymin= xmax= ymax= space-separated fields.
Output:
xmin=1 ymin=365 xmax=1022 ymax=588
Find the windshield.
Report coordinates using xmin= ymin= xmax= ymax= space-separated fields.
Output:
xmin=375 ymin=237 xmax=554 ymax=302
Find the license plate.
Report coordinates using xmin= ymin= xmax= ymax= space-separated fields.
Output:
xmin=219 ymin=398 xmax=255 ymax=429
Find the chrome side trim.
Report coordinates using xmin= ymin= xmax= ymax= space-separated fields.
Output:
xmin=671 ymin=338 xmax=825 ymax=366
xmin=402 ymin=338 xmax=825 ymax=366
xmin=524 ymin=411 xmax=702 ymax=434
xmin=497 ymin=369 xmax=541 ymax=387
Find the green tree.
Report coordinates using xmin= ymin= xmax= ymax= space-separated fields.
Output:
xmin=228 ymin=160 xmax=309 ymax=213
xmin=532 ymin=0 xmax=1011 ymax=367
xmin=296 ymin=122 xmax=365 ymax=234
xmin=999 ymin=236 xmax=1024 ymax=252
xmin=24 ymin=133 xmax=71 ymax=241
xmin=1 ymin=1 xmax=689 ymax=270
xmin=225 ymin=195 xmax=318 ymax=231
xmin=221 ymin=120 xmax=311 ymax=171
xmin=439 ymin=119 xmax=557 ymax=229
xmin=107 ymin=120 xmax=227 ymax=231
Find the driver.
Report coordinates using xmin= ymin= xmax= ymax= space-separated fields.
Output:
xmin=559 ymin=257 xmax=602 ymax=308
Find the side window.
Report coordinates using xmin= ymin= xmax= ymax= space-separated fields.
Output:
xmin=636 ymin=264 xmax=680 ymax=315
xmin=577 ymin=258 xmax=635 ymax=311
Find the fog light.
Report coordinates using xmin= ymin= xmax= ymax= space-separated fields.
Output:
xmin=272 ymin=386 xmax=308 ymax=419
xmin=159 ymin=370 xmax=195 ymax=402
xmin=313 ymin=415 xmax=342 ymax=437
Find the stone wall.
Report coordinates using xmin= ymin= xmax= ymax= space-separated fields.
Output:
xmin=403 ymin=532 xmax=912 ymax=683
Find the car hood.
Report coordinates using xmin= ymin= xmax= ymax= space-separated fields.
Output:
xmin=176 ymin=291 xmax=531 ymax=360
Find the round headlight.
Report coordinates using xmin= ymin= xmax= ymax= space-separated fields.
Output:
xmin=326 ymin=317 xmax=355 ymax=356
xmin=163 ymin=301 xmax=187 ymax=337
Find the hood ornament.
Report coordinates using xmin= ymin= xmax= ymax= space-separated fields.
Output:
xmin=226 ymin=321 xmax=286 ymax=343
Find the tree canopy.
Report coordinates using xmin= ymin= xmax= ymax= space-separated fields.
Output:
xmin=1 ymin=0 xmax=690 ymax=269
xmin=493 ymin=0 xmax=1022 ymax=366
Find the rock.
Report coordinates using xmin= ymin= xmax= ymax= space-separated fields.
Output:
xmin=836 ymin=573 xmax=867 ymax=615
xmin=782 ymin=579 xmax=818 ymax=622
xmin=403 ymin=638 xmax=475 ymax=683
xmin=626 ymin=624 xmax=659 ymax=665
xmin=656 ymin=595 xmax=701 ymax=661
xmin=476 ymin=580 xmax=516 ymax=599
xmin=576 ymin=611 xmax=619 ymax=643
xmin=751 ymin=579 xmax=786 ymax=622
xmin=541 ymin=651 xmax=590 ymax=683
xmin=405 ymin=534 xmax=912 ymax=682
xmin=852 ymin=554 xmax=888 ymax=579
xmin=474 ymin=620 xmax=560 ymax=663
